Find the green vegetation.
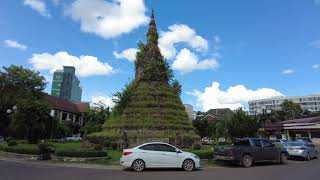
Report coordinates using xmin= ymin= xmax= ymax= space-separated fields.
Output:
xmin=188 ymin=150 xmax=213 ymax=159
xmin=55 ymin=150 xmax=108 ymax=158
xmin=82 ymin=105 xmax=110 ymax=135
xmin=0 ymin=142 xmax=112 ymax=158
xmin=0 ymin=65 xmax=50 ymax=143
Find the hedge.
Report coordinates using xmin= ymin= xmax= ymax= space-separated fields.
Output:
xmin=55 ymin=150 xmax=108 ymax=158
xmin=0 ymin=145 xmax=39 ymax=155
xmin=188 ymin=150 xmax=213 ymax=159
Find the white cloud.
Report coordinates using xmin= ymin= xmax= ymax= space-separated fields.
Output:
xmin=29 ymin=51 xmax=114 ymax=77
xmin=282 ymin=69 xmax=294 ymax=75
xmin=3 ymin=40 xmax=27 ymax=50
xmin=113 ymin=48 xmax=138 ymax=62
xmin=23 ymin=0 xmax=51 ymax=18
xmin=52 ymin=0 xmax=60 ymax=6
xmin=189 ymin=82 xmax=283 ymax=111
xmin=172 ymin=48 xmax=219 ymax=74
xmin=66 ymin=0 xmax=148 ymax=39
xmin=91 ymin=95 xmax=115 ymax=108
xmin=312 ymin=64 xmax=320 ymax=69
xmin=159 ymin=24 xmax=208 ymax=59
xmin=309 ymin=40 xmax=320 ymax=48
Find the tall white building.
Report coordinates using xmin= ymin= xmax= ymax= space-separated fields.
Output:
xmin=248 ymin=94 xmax=320 ymax=115
xmin=184 ymin=104 xmax=194 ymax=120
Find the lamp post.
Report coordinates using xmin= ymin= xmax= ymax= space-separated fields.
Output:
xmin=49 ymin=110 xmax=55 ymax=139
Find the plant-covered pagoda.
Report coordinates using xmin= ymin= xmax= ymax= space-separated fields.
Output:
xmin=88 ymin=11 xmax=198 ymax=147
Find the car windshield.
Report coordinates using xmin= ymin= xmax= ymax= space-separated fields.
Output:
xmin=298 ymin=138 xmax=312 ymax=143
xmin=284 ymin=142 xmax=304 ymax=147
xmin=234 ymin=139 xmax=251 ymax=146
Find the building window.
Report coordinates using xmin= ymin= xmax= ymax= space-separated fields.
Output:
xmin=69 ymin=114 xmax=74 ymax=121
xmin=62 ymin=112 xmax=68 ymax=121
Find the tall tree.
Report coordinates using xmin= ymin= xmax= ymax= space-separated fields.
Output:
xmin=226 ymin=109 xmax=259 ymax=138
xmin=0 ymin=65 xmax=48 ymax=141
xmin=82 ymin=104 xmax=110 ymax=135
xmin=280 ymin=100 xmax=303 ymax=120
xmin=10 ymin=97 xmax=50 ymax=143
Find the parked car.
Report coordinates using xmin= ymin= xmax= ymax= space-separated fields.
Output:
xmin=296 ymin=137 xmax=314 ymax=146
xmin=283 ymin=141 xmax=318 ymax=161
xmin=270 ymin=139 xmax=289 ymax=147
xmin=120 ymin=142 xmax=200 ymax=172
xmin=214 ymin=138 xmax=288 ymax=167
xmin=201 ymin=137 xmax=213 ymax=145
xmin=65 ymin=135 xmax=82 ymax=141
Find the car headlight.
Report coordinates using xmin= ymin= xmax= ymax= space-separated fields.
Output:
xmin=192 ymin=154 xmax=199 ymax=159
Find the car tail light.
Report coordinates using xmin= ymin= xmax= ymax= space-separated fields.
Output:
xmin=295 ymin=147 xmax=305 ymax=150
xmin=122 ymin=152 xmax=133 ymax=156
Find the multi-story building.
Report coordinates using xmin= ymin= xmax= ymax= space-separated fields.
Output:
xmin=184 ymin=104 xmax=194 ymax=120
xmin=51 ymin=66 xmax=82 ymax=102
xmin=248 ymin=95 xmax=320 ymax=115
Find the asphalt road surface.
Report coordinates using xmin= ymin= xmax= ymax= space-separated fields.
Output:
xmin=1 ymin=159 xmax=319 ymax=180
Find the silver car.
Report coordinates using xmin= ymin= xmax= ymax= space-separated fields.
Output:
xmin=283 ymin=141 xmax=318 ymax=161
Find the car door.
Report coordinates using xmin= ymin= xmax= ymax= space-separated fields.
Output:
xmin=155 ymin=144 xmax=184 ymax=167
xmin=251 ymin=139 xmax=264 ymax=161
xmin=261 ymin=139 xmax=277 ymax=161
xmin=138 ymin=144 xmax=163 ymax=167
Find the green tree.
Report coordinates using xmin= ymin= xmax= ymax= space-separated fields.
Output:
xmin=193 ymin=119 xmax=208 ymax=138
xmin=225 ymin=109 xmax=259 ymax=138
xmin=0 ymin=65 xmax=47 ymax=140
xmin=10 ymin=97 xmax=50 ymax=143
xmin=280 ymin=100 xmax=303 ymax=120
xmin=82 ymin=104 xmax=110 ymax=135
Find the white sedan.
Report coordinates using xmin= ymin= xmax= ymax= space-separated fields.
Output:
xmin=120 ymin=142 xmax=200 ymax=172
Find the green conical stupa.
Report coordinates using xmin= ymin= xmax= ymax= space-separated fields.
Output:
xmin=88 ymin=11 xmax=199 ymax=147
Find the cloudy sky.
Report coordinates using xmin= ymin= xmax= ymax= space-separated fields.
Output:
xmin=1 ymin=0 xmax=320 ymax=111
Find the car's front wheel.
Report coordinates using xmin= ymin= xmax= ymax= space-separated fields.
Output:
xmin=306 ymin=153 xmax=311 ymax=161
xmin=182 ymin=159 xmax=195 ymax=171
xmin=132 ymin=159 xmax=145 ymax=172
xmin=242 ymin=155 xmax=253 ymax=168
xmin=280 ymin=153 xmax=288 ymax=165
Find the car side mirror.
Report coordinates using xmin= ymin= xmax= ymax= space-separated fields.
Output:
xmin=176 ymin=149 xmax=182 ymax=153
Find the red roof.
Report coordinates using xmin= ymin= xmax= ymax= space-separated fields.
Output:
xmin=46 ymin=95 xmax=89 ymax=114
xmin=280 ymin=116 xmax=320 ymax=124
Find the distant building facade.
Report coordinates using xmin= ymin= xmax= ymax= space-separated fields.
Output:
xmin=51 ymin=66 xmax=82 ymax=102
xmin=184 ymin=104 xmax=194 ymax=120
xmin=249 ymin=95 xmax=320 ymax=115
xmin=46 ymin=95 xmax=89 ymax=126
xmin=195 ymin=108 xmax=234 ymax=124
xmin=203 ymin=108 xmax=234 ymax=124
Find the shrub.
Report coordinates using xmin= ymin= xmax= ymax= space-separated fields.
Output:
xmin=193 ymin=143 xmax=201 ymax=150
xmin=7 ymin=141 xmax=18 ymax=147
xmin=94 ymin=144 xmax=103 ymax=151
xmin=55 ymin=150 xmax=108 ymax=157
xmin=189 ymin=150 xmax=213 ymax=159
xmin=110 ymin=142 xmax=118 ymax=150
xmin=15 ymin=140 xmax=28 ymax=144
xmin=103 ymin=141 xmax=111 ymax=147
xmin=0 ymin=145 xmax=39 ymax=155
xmin=38 ymin=143 xmax=55 ymax=154
xmin=5 ymin=137 xmax=14 ymax=143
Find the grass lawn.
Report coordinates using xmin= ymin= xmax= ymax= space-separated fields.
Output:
xmin=0 ymin=141 xmax=122 ymax=164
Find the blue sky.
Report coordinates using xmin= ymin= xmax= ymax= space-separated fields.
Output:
xmin=1 ymin=0 xmax=320 ymax=111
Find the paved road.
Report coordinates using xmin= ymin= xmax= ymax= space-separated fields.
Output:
xmin=1 ymin=159 xmax=319 ymax=180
